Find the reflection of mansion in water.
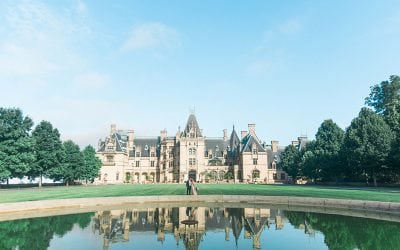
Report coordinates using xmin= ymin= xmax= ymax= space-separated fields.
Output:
xmin=96 ymin=114 xmax=288 ymax=184
xmin=92 ymin=207 xmax=285 ymax=250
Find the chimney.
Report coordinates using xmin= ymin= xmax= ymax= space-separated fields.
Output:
xmin=160 ymin=129 xmax=167 ymax=140
xmin=248 ymin=124 xmax=256 ymax=136
xmin=223 ymin=129 xmax=227 ymax=141
xmin=110 ymin=124 xmax=116 ymax=135
xmin=271 ymin=140 xmax=279 ymax=152
xmin=241 ymin=131 xmax=247 ymax=139
xmin=128 ymin=130 xmax=134 ymax=147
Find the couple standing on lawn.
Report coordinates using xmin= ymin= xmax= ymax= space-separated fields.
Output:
xmin=185 ymin=177 xmax=197 ymax=195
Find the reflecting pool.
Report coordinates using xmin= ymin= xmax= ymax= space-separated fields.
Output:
xmin=0 ymin=206 xmax=399 ymax=250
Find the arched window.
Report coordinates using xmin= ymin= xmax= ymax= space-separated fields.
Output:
xmin=252 ymin=170 xmax=260 ymax=179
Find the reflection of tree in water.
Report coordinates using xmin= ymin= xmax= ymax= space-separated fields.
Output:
xmin=0 ymin=213 xmax=92 ymax=250
xmin=285 ymin=211 xmax=400 ymax=250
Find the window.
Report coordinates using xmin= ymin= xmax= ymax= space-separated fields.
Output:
xmin=189 ymin=148 xmax=196 ymax=155
xmin=252 ymin=170 xmax=260 ymax=178
xmin=107 ymin=156 xmax=114 ymax=163
xmin=273 ymin=173 xmax=277 ymax=180
xmin=136 ymin=151 xmax=140 ymax=157
xmin=281 ymin=173 xmax=286 ymax=180
xmin=107 ymin=145 xmax=114 ymax=151
xmin=150 ymin=152 xmax=155 ymax=157
xmin=189 ymin=158 xmax=196 ymax=166
xmin=136 ymin=161 xmax=140 ymax=167
xmin=116 ymin=172 xmax=119 ymax=181
xmin=151 ymin=161 xmax=155 ymax=167
xmin=253 ymin=159 xmax=258 ymax=165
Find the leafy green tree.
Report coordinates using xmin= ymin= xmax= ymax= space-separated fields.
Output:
xmin=342 ymin=108 xmax=393 ymax=186
xmin=365 ymin=75 xmax=400 ymax=180
xmin=0 ymin=108 xmax=34 ymax=183
xmin=314 ymin=119 xmax=345 ymax=182
xmin=30 ymin=121 xmax=63 ymax=187
xmin=49 ymin=140 xmax=84 ymax=185
xmin=365 ymin=75 xmax=400 ymax=133
xmin=301 ymin=141 xmax=321 ymax=182
xmin=280 ymin=145 xmax=301 ymax=182
xmin=82 ymin=145 xmax=101 ymax=184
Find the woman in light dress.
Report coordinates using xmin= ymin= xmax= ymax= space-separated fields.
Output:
xmin=190 ymin=177 xmax=197 ymax=195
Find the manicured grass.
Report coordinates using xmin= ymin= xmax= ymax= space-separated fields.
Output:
xmin=0 ymin=184 xmax=399 ymax=203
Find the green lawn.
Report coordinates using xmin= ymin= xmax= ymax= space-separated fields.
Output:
xmin=0 ymin=184 xmax=399 ymax=203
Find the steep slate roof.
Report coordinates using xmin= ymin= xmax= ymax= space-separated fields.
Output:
xmin=241 ymin=134 xmax=266 ymax=153
xmin=205 ymin=138 xmax=228 ymax=157
xmin=266 ymin=148 xmax=284 ymax=168
xmin=97 ymin=130 xmax=128 ymax=153
xmin=182 ymin=114 xmax=202 ymax=137
xmin=229 ymin=127 xmax=240 ymax=157
xmin=132 ymin=137 xmax=161 ymax=157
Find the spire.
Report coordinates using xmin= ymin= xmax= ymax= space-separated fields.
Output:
xmin=182 ymin=114 xmax=202 ymax=138
xmin=230 ymin=126 xmax=240 ymax=148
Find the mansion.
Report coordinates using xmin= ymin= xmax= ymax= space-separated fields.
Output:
xmin=95 ymin=114 xmax=288 ymax=184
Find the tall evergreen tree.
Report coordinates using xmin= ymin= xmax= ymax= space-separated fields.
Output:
xmin=0 ymin=108 xmax=34 ymax=184
xmin=31 ymin=121 xmax=63 ymax=187
xmin=82 ymin=145 xmax=101 ymax=184
xmin=342 ymin=108 xmax=393 ymax=186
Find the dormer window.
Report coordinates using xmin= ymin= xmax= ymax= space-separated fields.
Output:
xmin=145 ymin=145 xmax=149 ymax=150
xmin=252 ymin=144 xmax=257 ymax=154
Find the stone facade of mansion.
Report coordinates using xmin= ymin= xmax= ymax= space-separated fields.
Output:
xmin=95 ymin=114 xmax=288 ymax=184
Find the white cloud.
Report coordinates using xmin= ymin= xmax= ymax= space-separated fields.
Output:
xmin=245 ymin=61 xmax=273 ymax=76
xmin=278 ymin=18 xmax=302 ymax=35
xmin=75 ymin=72 xmax=109 ymax=88
xmin=122 ymin=22 xmax=180 ymax=51
xmin=0 ymin=1 xmax=90 ymax=85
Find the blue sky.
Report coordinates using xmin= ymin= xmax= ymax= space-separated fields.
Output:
xmin=0 ymin=0 xmax=399 ymax=147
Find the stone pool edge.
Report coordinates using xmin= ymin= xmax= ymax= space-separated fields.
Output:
xmin=0 ymin=195 xmax=399 ymax=222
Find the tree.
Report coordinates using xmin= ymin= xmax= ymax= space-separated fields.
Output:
xmin=81 ymin=145 xmax=101 ymax=184
xmin=280 ymin=145 xmax=301 ymax=182
xmin=314 ymin=119 xmax=345 ymax=182
xmin=342 ymin=108 xmax=393 ymax=186
xmin=301 ymin=141 xmax=322 ymax=183
xmin=49 ymin=140 xmax=84 ymax=185
xmin=365 ymin=75 xmax=400 ymax=181
xmin=30 ymin=121 xmax=63 ymax=187
xmin=0 ymin=108 xmax=34 ymax=183
xmin=365 ymin=75 xmax=400 ymax=133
